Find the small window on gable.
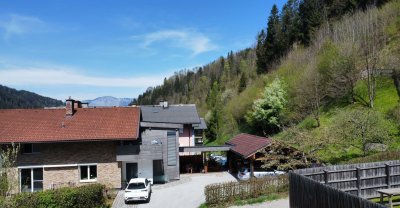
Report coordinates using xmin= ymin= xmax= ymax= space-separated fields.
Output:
xmin=22 ymin=144 xmax=40 ymax=154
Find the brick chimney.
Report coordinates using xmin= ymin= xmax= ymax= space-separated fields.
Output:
xmin=66 ymin=97 xmax=75 ymax=116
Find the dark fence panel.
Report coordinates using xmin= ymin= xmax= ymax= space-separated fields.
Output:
xmin=289 ymin=172 xmax=385 ymax=208
xmin=294 ymin=160 xmax=400 ymax=198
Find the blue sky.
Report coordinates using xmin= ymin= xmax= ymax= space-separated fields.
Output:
xmin=0 ymin=0 xmax=285 ymax=101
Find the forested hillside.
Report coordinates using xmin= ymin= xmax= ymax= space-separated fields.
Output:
xmin=0 ymin=85 xmax=63 ymax=109
xmin=134 ymin=0 xmax=400 ymax=163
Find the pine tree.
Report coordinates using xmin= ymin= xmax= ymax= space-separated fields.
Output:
xmin=264 ymin=4 xmax=282 ymax=70
xmin=205 ymin=82 xmax=223 ymax=142
xmin=256 ymin=29 xmax=267 ymax=74
xmin=238 ymin=72 xmax=247 ymax=93
xmin=299 ymin=0 xmax=325 ymax=46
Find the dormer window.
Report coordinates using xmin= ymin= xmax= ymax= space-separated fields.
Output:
xmin=22 ymin=144 xmax=40 ymax=154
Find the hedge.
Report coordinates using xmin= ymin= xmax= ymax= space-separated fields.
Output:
xmin=0 ymin=183 xmax=107 ymax=208
xmin=204 ymin=175 xmax=288 ymax=205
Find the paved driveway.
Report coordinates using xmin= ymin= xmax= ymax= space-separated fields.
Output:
xmin=112 ymin=172 xmax=237 ymax=208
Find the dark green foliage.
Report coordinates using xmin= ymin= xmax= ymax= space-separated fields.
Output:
xmin=0 ymin=85 xmax=63 ymax=109
xmin=238 ymin=72 xmax=247 ymax=93
xmin=255 ymin=0 xmax=390 ymax=72
xmin=0 ymin=184 xmax=106 ymax=208
xmin=205 ymin=82 xmax=223 ymax=142
xmin=298 ymin=0 xmax=325 ymax=46
xmin=256 ymin=30 xmax=268 ymax=73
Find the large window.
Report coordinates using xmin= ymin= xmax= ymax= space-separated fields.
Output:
xmin=80 ymin=165 xmax=97 ymax=182
xmin=20 ymin=168 xmax=43 ymax=192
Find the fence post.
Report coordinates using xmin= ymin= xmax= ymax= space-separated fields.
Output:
xmin=385 ymin=163 xmax=391 ymax=188
xmin=324 ymin=170 xmax=329 ymax=184
xmin=356 ymin=167 xmax=361 ymax=197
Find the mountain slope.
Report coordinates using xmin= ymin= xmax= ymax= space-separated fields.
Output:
xmin=133 ymin=0 xmax=400 ymax=164
xmin=0 ymin=85 xmax=63 ymax=109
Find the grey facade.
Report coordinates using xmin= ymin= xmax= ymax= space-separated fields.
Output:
xmin=116 ymin=127 xmax=180 ymax=184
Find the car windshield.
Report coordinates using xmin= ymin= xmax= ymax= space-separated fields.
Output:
xmin=240 ymin=167 xmax=248 ymax=173
xmin=127 ymin=182 xmax=146 ymax=190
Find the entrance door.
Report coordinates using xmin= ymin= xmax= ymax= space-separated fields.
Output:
xmin=126 ymin=163 xmax=138 ymax=181
xmin=153 ymin=160 xmax=164 ymax=183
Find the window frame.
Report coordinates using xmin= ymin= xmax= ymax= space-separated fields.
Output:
xmin=79 ymin=164 xmax=97 ymax=183
xmin=20 ymin=168 xmax=43 ymax=193
xmin=22 ymin=143 xmax=40 ymax=154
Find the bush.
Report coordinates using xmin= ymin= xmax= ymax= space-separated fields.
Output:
xmin=0 ymin=184 xmax=106 ymax=208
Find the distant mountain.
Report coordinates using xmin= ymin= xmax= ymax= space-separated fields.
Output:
xmin=0 ymin=85 xmax=64 ymax=109
xmin=83 ymin=96 xmax=133 ymax=107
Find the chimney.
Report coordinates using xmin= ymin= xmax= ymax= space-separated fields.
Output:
xmin=66 ymin=97 xmax=75 ymax=116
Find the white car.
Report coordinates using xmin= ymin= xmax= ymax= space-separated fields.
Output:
xmin=237 ymin=168 xmax=286 ymax=180
xmin=124 ymin=178 xmax=152 ymax=203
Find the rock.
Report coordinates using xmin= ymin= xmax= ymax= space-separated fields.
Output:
xmin=365 ymin=143 xmax=388 ymax=152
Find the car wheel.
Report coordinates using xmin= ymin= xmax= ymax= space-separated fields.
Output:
xmin=146 ymin=196 xmax=151 ymax=203
xmin=124 ymin=200 xmax=128 ymax=204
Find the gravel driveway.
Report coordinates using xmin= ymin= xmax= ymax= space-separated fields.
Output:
xmin=112 ymin=172 xmax=237 ymax=208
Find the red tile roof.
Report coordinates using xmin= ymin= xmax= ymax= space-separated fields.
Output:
xmin=0 ymin=107 xmax=140 ymax=143
xmin=226 ymin=133 xmax=272 ymax=158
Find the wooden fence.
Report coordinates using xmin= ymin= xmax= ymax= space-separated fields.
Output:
xmin=204 ymin=175 xmax=288 ymax=205
xmin=289 ymin=172 xmax=385 ymax=208
xmin=294 ymin=160 xmax=400 ymax=199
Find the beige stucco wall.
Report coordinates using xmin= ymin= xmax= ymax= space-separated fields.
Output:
xmin=17 ymin=141 xmax=122 ymax=191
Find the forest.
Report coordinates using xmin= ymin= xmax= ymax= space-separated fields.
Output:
xmin=0 ymin=85 xmax=63 ymax=109
xmin=133 ymin=0 xmax=400 ymax=164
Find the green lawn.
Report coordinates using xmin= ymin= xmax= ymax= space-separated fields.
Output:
xmin=198 ymin=193 xmax=287 ymax=208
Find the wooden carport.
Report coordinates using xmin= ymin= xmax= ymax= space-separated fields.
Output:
xmin=226 ymin=133 xmax=273 ymax=177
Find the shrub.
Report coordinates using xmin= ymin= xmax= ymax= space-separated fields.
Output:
xmin=0 ymin=184 xmax=106 ymax=208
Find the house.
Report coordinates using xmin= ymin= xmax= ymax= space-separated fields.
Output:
xmin=117 ymin=101 xmax=193 ymax=184
xmin=0 ymin=98 xmax=141 ymax=193
xmin=0 ymin=98 xmax=209 ymax=193
xmin=140 ymin=102 xmax=206 ymax=156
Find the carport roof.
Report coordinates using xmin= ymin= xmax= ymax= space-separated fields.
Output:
xmin=226 ymin=133 xmax=272 ymax=159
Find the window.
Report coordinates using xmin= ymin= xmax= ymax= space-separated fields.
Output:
xmin=20 ymin=168 xmax=43 ymax=192
xmin=167 ymin=131 xmax=177 ymax=166
xmin=127 ymin=182 xmax=145 ymax=190
xmin=79 ymin=165 xmax=97 ymax=182
xmin=22 ymin=144 xmax=40 ymax=154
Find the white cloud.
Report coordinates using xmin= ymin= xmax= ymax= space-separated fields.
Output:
xmin=134 ymin=29 xmax=218 ymax=56
xmin=0 ymin=67 xmax=166 ymax=88
xmin=0 ymin=14 xmax=47 ymax=39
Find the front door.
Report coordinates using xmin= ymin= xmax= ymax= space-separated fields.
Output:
xmin=126 ymin=163 xmax=138 ymax=181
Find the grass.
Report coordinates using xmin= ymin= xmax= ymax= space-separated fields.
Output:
xmin=274 ymin=76 xmax=400 ymax=164
xmin=233 ymin=193 xmax=283 ymax=206
xmin=198 ymin=193 xmax=287 ymax=208
xmin=371 ymin=195 xmax=400 ymax=207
